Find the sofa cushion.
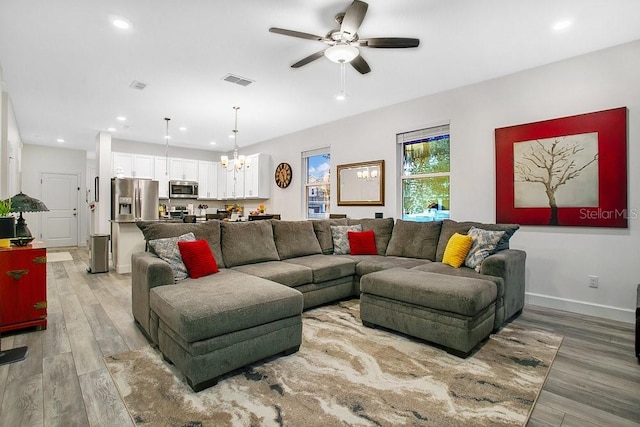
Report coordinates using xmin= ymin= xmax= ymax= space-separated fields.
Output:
xmin=348 ymin=230 xmax=378 ymax=255
xmin=351 ymin=255 xmax=431 ymax=277
xmin=442 ymin=232 xmax=473 ymax=268
xmin=385 ymin=220 xmax=442 ymax=260
xmin=272 ymin=220 xmax=322 ymax=260
xmin=283 ymin=254 xmax=356 ymax=283
xmin=137 ymin=220 xmax=226 ymax=268
xmin=148 ymin=232 xmax=196 ymax=281
xmin=465 ymin=227 xmax=505 ymax=272
xmin=435 ymin=219 xmax=519 ymax=262
xmin=220 ymin=221 xmax=280 ymax=267
xmin=330 ymin=224 xmax=362 ymax=255
xmin=178 ymin=239 xmax=219 ymax=279
xmin=311 ymin=219 xmax=349 ymax=254
xmin=361 ymin=269 xmax=496 ymax=317
xmin=232 ymin=261 xmax=313 ymax=288
xmin=150 ymin=269 xmax=302 ymax=343
xmin=411 ymin=262 xmax=505 ymax=299
xmin=348 ymin=218 xmax=394 ymax=255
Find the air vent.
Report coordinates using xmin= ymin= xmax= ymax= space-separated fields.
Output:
xmin=223 ymin=74 xmax=254 ymax=87
xmin=129 ymin=80 xmax=148 ymax=90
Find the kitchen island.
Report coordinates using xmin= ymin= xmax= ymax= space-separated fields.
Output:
xmin=111 ymin=220 xmax=146 ymax=274
xmin=111 ymin=218 xmax=187 ymax=274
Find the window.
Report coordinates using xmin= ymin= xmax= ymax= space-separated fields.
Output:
xmin=303 ymin=148 xmax=331 ymax=219
xmin=398 ymin=124 xmax=450 ymax=222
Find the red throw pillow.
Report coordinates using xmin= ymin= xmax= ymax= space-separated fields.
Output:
xmin=348 ymin=230 xmax=378 ymax=255
xmin=177 ymin=239 xmax=219 ymax=279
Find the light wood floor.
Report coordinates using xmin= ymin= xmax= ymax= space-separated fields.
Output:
xmin=1 ymin=248 xmax=638 ymax=426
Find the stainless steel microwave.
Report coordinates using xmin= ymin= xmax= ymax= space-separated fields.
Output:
xmin=169 ymin=180 xmax=198 ymax=199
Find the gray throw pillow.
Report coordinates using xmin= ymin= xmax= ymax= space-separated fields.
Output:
xmin=137 ymin=220 xmax=225 ymax=268
xmin=272 ymin=220 xmax=322 ymax=260
xmin=464 ymin=227 xmax=505 ymax=272
xmin=385 ymin=219 xmax=442 ymax=260
xmin=330 ymin=224 xmax=362 ymax=255
xmin=221 ymin=221 xmax=280 ymax=267
xmin=311 ymin=219 xmax=349 ymax=254
xmin=148 ymin=232 xmax=196 ymax=281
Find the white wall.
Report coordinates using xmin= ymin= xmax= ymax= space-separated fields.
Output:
xmin=21 ymin=144 xmax=88 ymax=245
xmin=242 ymin=40 xmax=640 ymax=323
xmin=0 ymin=91 xmax=22 ymax=199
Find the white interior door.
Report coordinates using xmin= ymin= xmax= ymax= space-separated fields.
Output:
xmin=40 ymin=173 xmax=79 ymax=247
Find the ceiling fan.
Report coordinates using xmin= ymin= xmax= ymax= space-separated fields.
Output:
xmin=269 ymin=0 xmax=419 ymax=75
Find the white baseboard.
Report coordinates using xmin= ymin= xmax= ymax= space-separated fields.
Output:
xmin=525 ymin=292 xmax=635 ymax=324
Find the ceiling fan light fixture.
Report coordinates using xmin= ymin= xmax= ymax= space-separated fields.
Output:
xmin=325 ymin=44 xmax=359 ymax=63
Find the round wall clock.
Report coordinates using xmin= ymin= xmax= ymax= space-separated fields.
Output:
xmin=275 ymin=162 xmax=292 ymax=188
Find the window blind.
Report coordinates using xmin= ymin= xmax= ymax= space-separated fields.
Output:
xmin=396 ymin=124 xmax=450 ymax=144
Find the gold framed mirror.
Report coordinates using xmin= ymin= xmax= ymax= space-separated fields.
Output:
xmin=337 ymin=160 xmax=385 ymax=206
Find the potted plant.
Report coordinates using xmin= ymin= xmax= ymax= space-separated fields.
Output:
xmin=0 ymin=198 xmax=15 ymax=247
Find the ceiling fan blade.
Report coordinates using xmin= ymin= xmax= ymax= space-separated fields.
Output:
xmin=291 ymin=49 xmax=327 ymax=68
xmin=361 ymin=38 xmax=420 ymax=48
xmin=269 ymin=27 xmax=328 ymax=42
xmin=358 ymin=37 xmax=420 ymax=49
xmin=350 ymin=54 xmax=371 ymax=74
xmin=341 ymin=0 xmax=368 ymax=40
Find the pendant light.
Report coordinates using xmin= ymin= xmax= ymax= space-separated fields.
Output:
xmin=221 ymin=106 xmax=250 ymax=170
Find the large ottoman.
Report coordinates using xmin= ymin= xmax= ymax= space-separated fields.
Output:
xmin=360 ymin=269 xmax=497 ymax=357
xmin=150 ymin=270 xmax=303 ymax=391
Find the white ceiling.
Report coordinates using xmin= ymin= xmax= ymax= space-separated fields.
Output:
xmin=1 ymin=0 xmax=640 ymax=154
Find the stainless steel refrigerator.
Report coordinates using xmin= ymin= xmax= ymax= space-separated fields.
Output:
xmin=111 ymin=178 xmax=159 ymax=221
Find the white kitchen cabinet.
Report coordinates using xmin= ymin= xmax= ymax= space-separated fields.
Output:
xmin=112 ymin=152 xmax=133 ymax=177
xmin=217 ymin=163 xmax=227 ymax=199
xmin=169 ymin=158 xmax=198 ymax=181
xmin=133 ymin=155 xmax=154 ymax=178
xmin=112 ymin=153 xmax=154 ymax=178
xmin=243 ymin=153 xmax=272 ymax=199
xmin=197 ymin=161 xmax=219 ymax=199
xmin=154 ymin=156 xmax=170 ymax=198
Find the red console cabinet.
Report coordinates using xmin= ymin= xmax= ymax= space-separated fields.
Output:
xmin=0 ymin=242 xmax=47 ymax=333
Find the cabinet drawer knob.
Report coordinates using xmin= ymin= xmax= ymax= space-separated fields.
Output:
xmin=6 ymin=269 xmax=29 ymax=280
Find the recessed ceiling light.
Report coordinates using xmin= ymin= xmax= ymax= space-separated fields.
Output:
xmin=553 ymin=20 xmax=572 ymax=31
xmin=229 ymin=134 xmax=235 ymax=139
xmin=179 ymin=127 xmax=187 ymax=131
xmin=210 ymin=141 xmax=216 ymax=145
xmin=108 ymin=127 xmax=116 ymax=132
xmin=56 ymin=138 xmax=65 ymax=143
xmin=112 ymin=17 xmax=132 ymax=30
xmin=117 ymin=116 xmax=126 ymax=121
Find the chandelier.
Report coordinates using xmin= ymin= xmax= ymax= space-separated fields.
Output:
xmin=221 ymin=106 xmax=250 ymax=170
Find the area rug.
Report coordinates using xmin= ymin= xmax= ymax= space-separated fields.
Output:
xmin=105 ymin=300 xmax=562 ymax=427
xmin=46 ymin=251 xmax=73 ymax=262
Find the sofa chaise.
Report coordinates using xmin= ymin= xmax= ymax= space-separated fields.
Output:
xmin=131 ymin=217 xmax=525 ymax=390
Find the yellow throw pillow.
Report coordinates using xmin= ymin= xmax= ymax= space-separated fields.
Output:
xmin=442 ymin=233 xmax=474 ymax=268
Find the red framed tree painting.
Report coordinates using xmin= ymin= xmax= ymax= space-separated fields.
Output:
xmin=495 ymin=107 xmax=627 ymax=227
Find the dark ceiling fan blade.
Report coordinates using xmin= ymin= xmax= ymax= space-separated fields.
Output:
xmin=361 ymin=38 xmax=420 ymax=48
xmin=350 ymin=54 xmax=371 ymax=74
xmin=340 ymin=0 xmax=368 ymax=40
xmin=291 ymin=49 xmax=327 ymax=68
xmin=269 ymin=27 xmax=328 ymax=42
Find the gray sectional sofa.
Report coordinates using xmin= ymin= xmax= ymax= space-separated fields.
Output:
xmin=131 ymin=217 xmax=525 ymax=391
